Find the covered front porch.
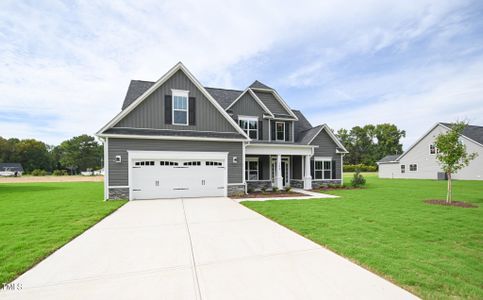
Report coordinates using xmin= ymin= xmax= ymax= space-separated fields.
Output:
xmin=244 ymin=143 xmax=314 ymax=191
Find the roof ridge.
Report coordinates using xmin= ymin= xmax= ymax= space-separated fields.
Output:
xmin=204 ymin=86 xmax=243 ymax=92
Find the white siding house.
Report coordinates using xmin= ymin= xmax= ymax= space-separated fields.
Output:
xmin=377 ymin=123 xmax=483 ymax=180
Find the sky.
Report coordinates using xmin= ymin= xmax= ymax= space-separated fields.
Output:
xmin=1 ymin=0 xmax=483 ymax=148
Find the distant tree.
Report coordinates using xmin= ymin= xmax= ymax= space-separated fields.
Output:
xmin=14 ymin=139 xmax=51 ymax=172
xmin=0 ymin=137 xmax=19 ymax=163
xmin=58 ymin=135 xmax=103 ymax=174
xmin=435 ymin=122 xmax=477 ymax=203
xmin=374 ymin=124 xmax=406 ymax=158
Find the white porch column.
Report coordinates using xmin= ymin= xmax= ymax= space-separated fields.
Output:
xmin=303 ymin=155 xmax=312 ymax=190
xmin=275 ymin=154 xmax=283 ymax=189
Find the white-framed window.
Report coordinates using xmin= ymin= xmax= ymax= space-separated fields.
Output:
xmin=245 ymin=158 xmax=259 ymax=181
xmin=276 ymin=122 xmax=285 ymax=141
xmin=172 ymin=89 xmax=189 ymax=125
xmin=183 ymin=161 xmax=201 ymax=166
xmin=409 ymin=164 xmax=417 ymax=172
xmin=429 ymin=144 xmax=437 ymax=155
xmin=314 ymin=158 xmax=332 ymax=179
xmin=239 ymin=116 xmax=258 ymax=139
xmin=206 ymin=161 xmax=223 ymax=166
xmin=160 ymin=161 xmax=178 ymax=166
xmin=401 ymin=165 xmax=405 ymax=173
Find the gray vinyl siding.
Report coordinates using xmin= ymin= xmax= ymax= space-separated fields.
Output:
xmin=108 ymin=138 xmax=243 ymax=186
xmin=115 ymin=70 xmax=237 ymax=133
xmin=230 ymin=92 xmax=270 ymax=141
xmin=253 ymin=91 xmax=291 ymax=115
xmin=310 ymin=130 xmax=342 ymax=179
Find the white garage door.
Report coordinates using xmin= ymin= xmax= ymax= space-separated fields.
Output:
xmin=130 ymin=154 xmax=227 ymax=200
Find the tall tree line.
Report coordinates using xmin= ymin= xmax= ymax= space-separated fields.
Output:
xmin=0 ymin=134 xmax=103 ymax=173
xmin=337 ymin=124 xmax=406 ymax=166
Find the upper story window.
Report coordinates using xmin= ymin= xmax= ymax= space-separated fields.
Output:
xmin=172 ymin=89 xmax=189 ymax=125
xmin=429 ymin=144 xmax=438 ymax=155
xmin=239 ymin=116 xmax=258 ymax=139
xmin=409 ymin=164 xmax=417 ymax=172
xmin=401 ymin=165 xmax=405 ymax=173
xmin=276 ymin=122 xmax=285 ymax=141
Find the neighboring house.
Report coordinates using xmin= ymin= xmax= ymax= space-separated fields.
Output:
xmin=97 ymin=62 xmax=348 ymax=200
xmin=0 ymin=163 xmax=24 ymax=176
xmin=377 ymin=122 xmax=483 ymax=180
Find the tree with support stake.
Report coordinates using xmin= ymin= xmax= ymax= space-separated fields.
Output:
xmin=435 ymin=122 xmax=477 ymax=203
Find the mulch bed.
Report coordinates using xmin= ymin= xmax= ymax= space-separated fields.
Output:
xmin=424 ymin=199 xmax=478 ymax=208
xmin=231 ymin=191 xmax=306 ymax=199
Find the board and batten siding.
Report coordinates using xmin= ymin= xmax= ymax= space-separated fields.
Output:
xmin=253 ymin=91 xmax=291 ymax=115
xmin=115 ymin=70 xmax=237 ymax=133
xmin=230 ymin=92 xmax=270 ymax=140
xmin=108 ymin=138 xmax=244 ymax=186
xmin=310 ymin=129 xmax=342 ymax=179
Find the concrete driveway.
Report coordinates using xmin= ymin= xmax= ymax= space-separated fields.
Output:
xmin=1 ymin=197 xmax=417 ymax=300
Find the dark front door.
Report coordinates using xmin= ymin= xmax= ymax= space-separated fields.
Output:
xmin=281 ymin=161 xmax=287 ymax=186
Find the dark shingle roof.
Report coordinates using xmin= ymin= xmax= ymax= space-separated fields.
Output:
xmin=297 ymin=125 xmax=323 ymax=144
xmin=122 ymin=80 xmax=155 ymax=109
xmin=249 ymin=80 xmax=273 ymax=90
xmin=377 ymin=155 xmax=400 ymax=163
xmin=440 ymin=123 xmax=483 ymax=145
xmin=104 ymin=128 xmax=244 ymax=139
xmin=205 ymin=87 xmax=242 ymax=109
xmin=0 ymin=163 xmax=24 ymax=172
xmin=292 ymin=110 xmax=312 ymax=135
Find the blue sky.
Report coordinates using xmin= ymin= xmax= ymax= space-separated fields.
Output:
xmin=1 ymin=0 xmax=482 ymax=147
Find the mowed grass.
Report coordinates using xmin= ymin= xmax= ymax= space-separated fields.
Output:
xmin=242 ymin=174 xmax=483 ymax=299
xmin=0 ymin=182 xmax=126 ymax=284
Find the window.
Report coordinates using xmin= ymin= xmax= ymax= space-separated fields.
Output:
xmin=135 ymin=161 xmax=155 ymax=166
xmin=429 ymin=144 xmax=437 ymax=154
xmin=401 ymin=165 xmax=405 ymax=173
xmin=172 ymin=90 xmax=188 ymax=125
xmin=183 ymin=161 xmax=201 ymax=166
xmin=409 ymin=164 xmax=417 ymax=172
xmin=160 ymin=161 xmax=178 ymax=166
xmin=276 ymin=122 xmax=285 ymax=141
xmin=314 ymin=159 xmax=332 ymax=179
xmin=206 ymin=161 xmax=222 ymax=166
xmin=245 ymin=159 xmax=259 ymax=181
xmin=239 ymin=117 xmax=258 ymax=139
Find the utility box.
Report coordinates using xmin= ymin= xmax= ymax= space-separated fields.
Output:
xmin=437 ymin=172 xmax=448 ymax=180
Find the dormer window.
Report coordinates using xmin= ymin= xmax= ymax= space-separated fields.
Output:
xmin=276 ymin=122 xmax=285 ymax=141
xmin=239 ymin=116 xmax=258 ymax=139
xmin=429 ymin=144 xmax=436 ymax=154
xmin=172 ymin=89 xmax=189 ymax=125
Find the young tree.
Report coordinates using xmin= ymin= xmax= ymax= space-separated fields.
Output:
xmin=435 ymin=122 xmax=478 ymax=202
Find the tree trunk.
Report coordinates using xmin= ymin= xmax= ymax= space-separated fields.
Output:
xmin=447 ymin=172 xmax=452 ymax=203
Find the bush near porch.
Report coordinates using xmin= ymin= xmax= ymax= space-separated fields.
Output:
xmin=242 ymin=173 xmax=483 ymax=299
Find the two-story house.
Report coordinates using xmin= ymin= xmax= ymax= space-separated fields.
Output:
xmin=97 ymin=62 xmax=348 ymax=200
xmin=377 ymin=122 xmax=483 ymax=180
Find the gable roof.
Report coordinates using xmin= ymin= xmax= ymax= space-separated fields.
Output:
xmin=97 ymin=62 xmax=249 ymax=139
xmin=440 ymin=123 xmax=483 ymax=145
xmin=0 ymin=163 xmax=23 ymax=172
xmin=249 ymin=80 xmax=273 ymax=90
xmin=377 ymin=155 xmax=399 ymax=164
xmin=225 ymin=88 xmax=274 ymax=117
xmin=122 ymin=80 xmax=155 ymax=109
xmin=297 ymin=124 xmax=348 ymax=153
xmin=292 ymin=110 xmax=312 ymax=132
xmin=205 ymin=87 xmax=242 ymax=109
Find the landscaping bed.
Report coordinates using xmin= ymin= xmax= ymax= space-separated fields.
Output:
xmin=231 ymin=191 xmax=306 ymax=199
xmin=424 ymin=199 xmax=478 ymax=208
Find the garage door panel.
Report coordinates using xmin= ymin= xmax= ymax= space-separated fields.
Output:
xmin=131 ymin=157 xmax=226 ymax=200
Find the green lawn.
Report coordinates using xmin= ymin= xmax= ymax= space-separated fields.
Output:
xmin=242 ymin=174 xmax=483 ymax=299
xmin=0 ymin=182 xmax=126 ymax=284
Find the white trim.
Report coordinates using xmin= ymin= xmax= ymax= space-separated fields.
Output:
xmin=97 ymin=134 xmax=247 ymax=142
xmin=313 ymin=157 xmax=332 ymax=180
xmin=246 ymin=144 xmax=314 ymax=156
xmin=292 ymin=121 xmax=295 ymax=143
xmin=250 ymin=87 xmax=299 ymax=120
xmin=245 ymin=157 xmax=260 ymax=181
xmin=429 ymin=144 xmax=437 ymax=155
xmin=341 ymin=153 xmax=344 ymax=186
xmin=108 ymin=185 xmax=129 ymax=188
xmin=268 ymin=120 xmax=271 ymax=141
xmin=96 ymin=62 xmax=249 ymax=140
xmin=226 ymin=88 xmax=274 ymax=117
xmin=111 ymin=127 xmax=238 ymax=135
xmin=171 ymin=89 xmax=189 ymax=126
xmin=242 ymin=141 xmax=246 ymax=193
xmin=307 ymin=124 xmax=349 ymax=153
xmin=275 ymin=121 xmax=285 ymax=141
xmin=103 ymin=137 xmax=109 ymax=200
xmin=228 ymin=183 xmax=245 ymax=185
xmin=238 ymin=116 xmax=259 ymax=140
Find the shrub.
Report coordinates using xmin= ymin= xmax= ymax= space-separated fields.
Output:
xmin=261 ymin=186 xmax=267 ymax=193
xmin=351 ymin=170 xmax=366 ymax=187
xmin=247 ymin=187 xmax=254 ymax=193
xmin=52 ymin=169 xmax=67 ymax=176
xmin=31 ymin=169 xmax=47 ymax=176
xmin=284 ymin=186 xmax=292 ymax=192
xmin=343 ymin=164 xmax=377 ymax=172
xmin=272 ymin=187 xmax=279 ymax=193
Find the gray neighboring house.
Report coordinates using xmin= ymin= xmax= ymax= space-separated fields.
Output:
xmin=377 ymin=122 xmax=483 ymax=180
xmin=97 ymin=62 xmax=348 ymax=200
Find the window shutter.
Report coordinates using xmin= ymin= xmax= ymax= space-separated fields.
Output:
xmin=271 ymin=121 xmax=275 ymax=141
xmin=189 ymin=97 xmax=196 ymax=125
xmin=332 ymin=160 xmax=337 ymax=179
xmin=164 ymin=95 xmax=172 ymax=124
xmin=258 ymin=121 xmax=263 ymax=140
xmin=285 ymin=122 xmax=290 ymax=141
xmin=259 ymin=158 xmax=263 ymax=179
